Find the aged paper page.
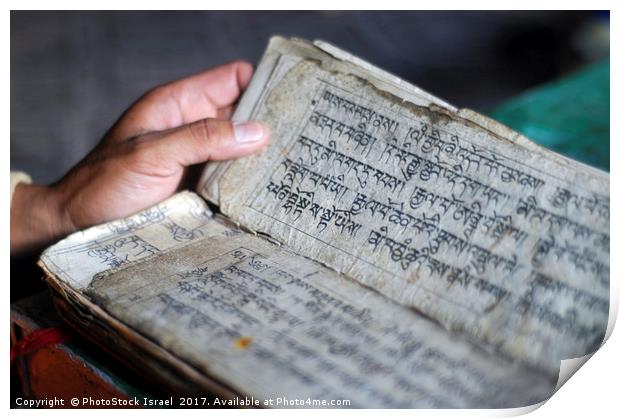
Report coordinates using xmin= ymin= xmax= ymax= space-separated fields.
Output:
xmin=212 ymin=57 xmax=610 ymax=372
xmin=83 ymin=221 xmax=554 ymax=408
xmin=200 ymin=37 xmax=457 ymax=203
xmin=39 ymin=192 xmax=555 ymax=407
xmin=39 ymin=192 xmax=218 ymax=290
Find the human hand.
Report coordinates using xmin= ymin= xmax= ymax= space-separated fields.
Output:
xmin=11 ymin=61 xmax=269 ymax=254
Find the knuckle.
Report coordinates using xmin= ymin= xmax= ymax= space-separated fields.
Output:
xmin=190 ymin=119 xmax=221 ymax=144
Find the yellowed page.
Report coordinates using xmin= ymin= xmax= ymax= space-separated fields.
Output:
xmin=40 ymin=192 xmax=555 ymax=407
xmin=210 ymin=49 xmax=609 ymax=372
xmin=39 ymin=192 xmax=217 ymax=290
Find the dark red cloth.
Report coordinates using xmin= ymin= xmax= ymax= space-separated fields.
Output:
xmin=11 ymin=327 xmax=73 ymax=363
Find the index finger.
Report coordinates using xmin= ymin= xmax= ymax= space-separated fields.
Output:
xmin=105 ymin=60 xmax=254 ymax=143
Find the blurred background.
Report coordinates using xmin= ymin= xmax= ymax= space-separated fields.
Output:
xmin=11 ymin=10 xmax=610 ymax=185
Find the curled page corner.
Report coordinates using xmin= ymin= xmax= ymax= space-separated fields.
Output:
xmin=501 ymin=402 xmax=546 ymax=417
xmin=554 ymin=353 xmax=594 ymax=393
xmin=551 ymin=291 xmax=617 ymax=396
xmin=552 ymin=291 xmax=617 ymax=396
xmin=492 ymin=355 xmax=595 ymax=418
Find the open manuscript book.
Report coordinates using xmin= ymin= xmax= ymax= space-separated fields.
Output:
xmin=39 ymin=37 xmax=610 ymax=408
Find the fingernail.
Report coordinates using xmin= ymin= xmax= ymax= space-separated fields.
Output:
xmin=233 ymin=121 xmax=265 ymax=143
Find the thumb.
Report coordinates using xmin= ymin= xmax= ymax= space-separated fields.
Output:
xmin=147 ymin=118 xmax=270 ymax=167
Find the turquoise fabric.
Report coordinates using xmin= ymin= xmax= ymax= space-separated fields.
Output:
xmin=489 ymin=59 xmax=610 ymax=172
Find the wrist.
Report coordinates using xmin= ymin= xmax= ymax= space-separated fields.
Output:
xmin=10 ymin=183 xmax=75 ymax=254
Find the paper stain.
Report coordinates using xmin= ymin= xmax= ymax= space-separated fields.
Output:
xmin=235 ymin=336 xmax=253 ymax=350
